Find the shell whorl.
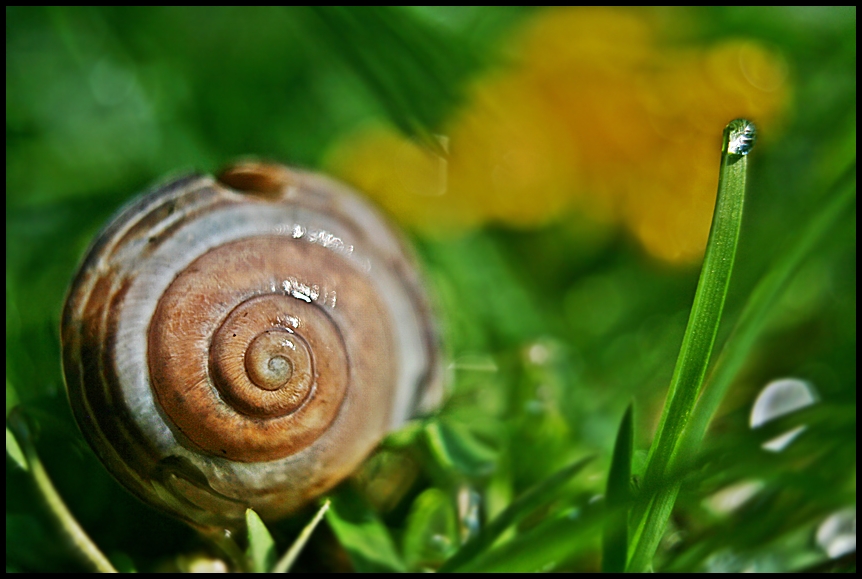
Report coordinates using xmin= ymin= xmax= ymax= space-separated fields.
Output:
xmin=61 ymin=163 xmax=440 ymax=527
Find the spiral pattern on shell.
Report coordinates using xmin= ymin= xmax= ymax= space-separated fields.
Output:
xmin=61 ymin=162 xmax=440 ymax=529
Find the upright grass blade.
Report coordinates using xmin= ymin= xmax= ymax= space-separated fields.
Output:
xmin=245 ymin=509 xmax=276 ymax=573
xmin=325 ymin=487 xmax=406 ymax=572
xmin=680 ymin=161 xmax=856 ymax=458
xmin=6 ymin=426 xmax=28 ymax=471
xmin=627 ymin=120 xmax=755 ymax=572
xmin=6 ymin=410 xmax=118 ymax=573
xmin=272 ymin=500 xmax=331 ymax=573
xmin=602 ymin=404 xmax=633 ymax=573
xmin=439 ymin=455 xmax=594 ymax=572
xmin=456 ymin=503 xmax=606 ymax=572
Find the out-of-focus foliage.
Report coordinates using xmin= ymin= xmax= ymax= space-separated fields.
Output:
xmin=6 ymin=6 xmax=855 ymax=573
xmin=328 ymin=7 xmax=789 ymax=262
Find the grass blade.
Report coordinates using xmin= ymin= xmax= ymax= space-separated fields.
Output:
xmin=402 ymin=488 xmax=459 ymax=571
xmin=440 ymin=455 xmax=594 ymax=572
xmin=6 ymin=426 xmax=28 ymax=471
xmin=602 ymin=404 xmax=633 ymax=573
xmin=245 ymin=509 xmax=276 ymax=573
xmin=628 ymin=120 xmax=755 ymax=572
xmin=680 ymin=161 xmax=856 ymax=457
xmin=457 ymin=503 xmax=605 ymax=572
xmin=325 ymin=487 xmax=406 ymax=572
xmin=272 ymin=500 xmax=331 ymax=573
xmin=424 ymin=419 xmax=498 ymax=478
xmin=7 ymin=410 xmax=117 ymax=573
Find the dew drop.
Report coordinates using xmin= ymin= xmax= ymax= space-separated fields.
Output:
xmin=727 ymin=119 xmax=757 ymax=156
xmin=527 ymin=342 xmax=551 ymax=365
xmin=457 ymin=486 xmax=481 ymax=542
xmin=704 ymin=480 xmax=764 ymax=515
xmin=750 ymin=377 xmax=817 ymax=452
xmin=816 ymin=508 xmax=856 ymax=559
xmin=761 ymin=425 xmax=807 ymax=452
xmin=750 ymin=378 xmax=817 ymax=427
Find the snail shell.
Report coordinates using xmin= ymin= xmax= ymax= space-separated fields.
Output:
xmin=61 ymin=162 xmax=440 ymax=530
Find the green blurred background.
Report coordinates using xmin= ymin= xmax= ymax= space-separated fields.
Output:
xmin=6 ymin=7 xmax=855 ymax=572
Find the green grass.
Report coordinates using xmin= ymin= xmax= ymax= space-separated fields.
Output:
xmin=627 ymin=119 xmax=755 ymax=572
xmin=6 ymin=7 xmax=856 ymax=573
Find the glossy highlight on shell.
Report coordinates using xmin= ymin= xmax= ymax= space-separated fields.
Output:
xmin=61 ymin=162 xmax=440 ymax=529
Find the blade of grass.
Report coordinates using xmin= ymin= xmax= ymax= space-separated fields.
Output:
xmin=272 ymin=500 xmax=331 ymax=573
xmin=402 ymin=488 xmax=459 ymax=571
xmin=639 ymin=161 xmax=856 ymax=574
xmin=7 ymin=410 xmax=118 ymax=573
xmin=325 ymin=486 xmax=406 ymax=572
xmin=424 ymin=419 xmax=498 ymax=479
xmin=628 ymin=485 xmax=680 ymax=572
xmin=245 ymin=509 xmax=276 ymax=573
xmin=457 ymin=502 xmax=606 ymax=572
xmin=439 ymin=455 xmax=594 ymax=572
xmin=6 ymin=425 xmax=28 ymax=471
xmin=602 ymin=404 xmax=633 ymax=573
xmin=199 ymin=527 xmax=247 ymax=572
xmin=680 ymin=160 xmax=856 ymax=457
xmin=628 ymin=120 xmax=755 ymax=572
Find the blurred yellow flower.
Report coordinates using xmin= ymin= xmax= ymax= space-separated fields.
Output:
xmin=326 ymin=7 xmax=788 ymax=263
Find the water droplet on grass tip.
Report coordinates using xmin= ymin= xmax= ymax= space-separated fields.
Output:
xmin=727 ymin=119 xmax=757 ymax=155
